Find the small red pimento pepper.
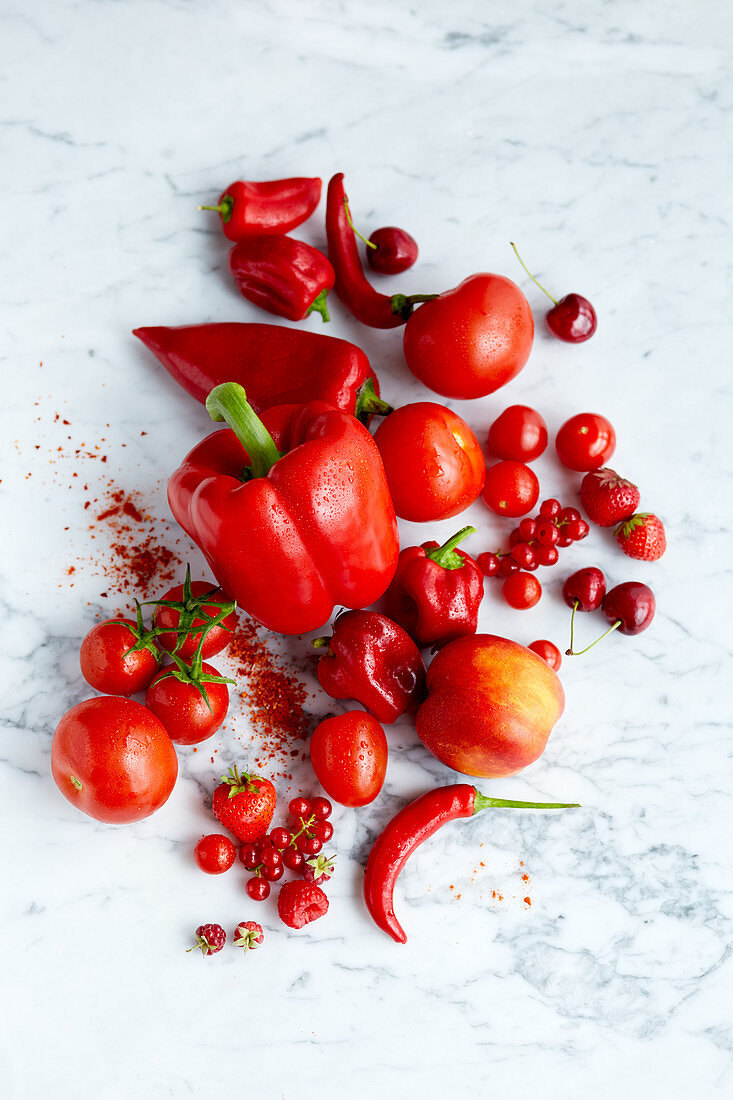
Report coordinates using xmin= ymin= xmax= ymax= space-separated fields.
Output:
xmin=363 ymin=784 xmax=580 ymax=943
xmin=132 ymin=323 xmax=390 ymax=422
xmin=168 ymin=383 xmax=399 ymax=635
xmin=313 ymin=610 xmax=426 ymax=724
xmin=199 ymin=177 xmax=322 ymax=241
xmin=382 ymin=526 xmax=484 ymax=649
xmin=326 ymin=173 xmax=435 ymax=329
xmin=229 ymin=236 xmax=335 ymax=323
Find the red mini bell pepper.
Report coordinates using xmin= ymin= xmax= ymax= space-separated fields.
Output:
xmin=313 ymin=610 xmax=426 ymax=724
xmin=228 ymin=236 xmax=335 ymax=323
xmin=168 ymin=383 xmax=399 ymax=636
xmin=382 ymin=526 xmax=484 ymax=649
xmin=132 ymin=323 xmax=391 ymax=421
xmin=199 ymin=177 xmax=322 ymax=241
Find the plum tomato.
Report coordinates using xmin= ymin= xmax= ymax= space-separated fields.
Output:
xmin=80 ymin=618 xmax=160 ymax=696
xmin=51 ymin=696 xmax=178 ymax=824
xmin=373 ymin=402 xmax=485 ymax=522
xmin=152 ymin=579 xmax=238 ymax=659
xmin=487 ymin=405 xmax=548 ymax=462
xmin=403 ymin=274 xmax=534 ymax=400
xmin=555 ymin=413 xmax=616 ymax=472
xmin=145 ymin=663 xmax=229 ymax=745
xmin=309 ymin=711 xmax=388 ymax=807
xmin=481 ymin=460 xmax=540 ymax=518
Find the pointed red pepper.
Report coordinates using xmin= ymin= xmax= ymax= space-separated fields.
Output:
xmin=313 ymin=610 xmax=426 ymax=724
xmin=382 ymin=526 xmax=484 ymax=649
xmin=228 ymin=236 xmax=335 ymax=323
xmin=168 ymin=384 xmax=399 ymax=635
xmin=132 ymin=323 xmax=391 ymax=422
xmin=199 ymin=177 xmax=322 ymax=241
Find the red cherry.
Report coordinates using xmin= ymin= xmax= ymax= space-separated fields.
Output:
xmin=602 ymin=582 xmax=656 ymax=636
xmin=563 ymin=568 xmax=606 ymax=612
xmin=528 ymin=640 xmax=562 ymax=671
xmin=510 ymin=243 xmax=596 ymax=343
xmin=367 ymin=226 xmax=418 ymax=274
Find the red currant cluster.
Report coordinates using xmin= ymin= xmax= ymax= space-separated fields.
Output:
xmin=241 ymin=796 xmax=335 ymax=901
xmin=477 ymin=498 xmax=590 ymax=610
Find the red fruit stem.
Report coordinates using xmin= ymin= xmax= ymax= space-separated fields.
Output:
xmin=509 ymin=242 xmax=558 ymax=306
xmin=566 ymin=618 xmax=621 ymax=656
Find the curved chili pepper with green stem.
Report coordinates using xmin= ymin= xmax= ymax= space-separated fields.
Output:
xmin=363 ymin=784 xmax=580 ymax=943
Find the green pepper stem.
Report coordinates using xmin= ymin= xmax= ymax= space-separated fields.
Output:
xmin=307 ymin=289 xmax=330 ymax=323
xmin=198 ymin=195 xmax=234 ymax=223
xmin=509 ymin=242 xmax=558 ymax=306
xmin=473 ymin=791 xmax=580 ymax=814
xmin=424 ymin=526 xmax=476 ymax=570
xmin=390 ymin=292 xmax=439 ymax=320
xmin=354 ymin=377 xmax=393 ymax=422
xmin=205 ymin=383 xmax=282 ymax=479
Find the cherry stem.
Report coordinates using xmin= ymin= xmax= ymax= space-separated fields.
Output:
xmin=509 ymin=242 xmax=558 ymax=306
xmin=343 ymin=198 xmax=377 ymax=249
xmin=566 ymin=618 xmax=622 ymax=657
xmin=568 ymin=599 xmax=579 ymax=654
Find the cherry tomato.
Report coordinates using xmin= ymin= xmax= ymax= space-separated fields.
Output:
xmin=555 ymin=413 xmax=616 ymax=472
xmin=502 ymin=572 xmax=542 ymax=609
xmin=403 ymin=274 xmax=534 ymax=400
xmin=309 ymin=712 xmax=387 ymax=807
xmin=481 ymin=460 xmax=539 ymax=518
xmin=488 ymin=405 xmax=548 ymax=462
xmin=194 ymin=834 xmax=236 ymax=874
xmin=152 ymin=580 xmax=238 ymax=659
xmin=80 ymin=618 xmax=160 ymax=696
xmin=528 ymin=639 xmax=562 ymax=671
xmin=145 ymin=663 xmax=229 ymax=745
xmin=373 ymin=402 xmax=485 ymax=522
xmin=51 ymin=697 xmax=178 ymax=824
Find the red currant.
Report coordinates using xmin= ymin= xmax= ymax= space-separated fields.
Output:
xmin=239 ymin=843 xmax=261 ymax=870
xmin=518 ymin=518 xmax=537 ymax=542
xmin=498 ymin=556 xmax=520 ymax=578
xmin=269 ymin=827 xmax=291 ymax=850
xmin=566 ymin=518 xmax=590 ymax=541
xmin=557 ymin=533 xmax=573 ymax=548
xmin=312 ymin=820 xmax=333 ymax=843
xmin=508 ymin=527 xmax=522 ymax=547
xmin=301 ymin=835 xmax=323 ymax=856
xmin=536 ymin=521 xmax=559 ymax=546
xmin=477 ymin=552 xmax=501 ymax=577
xmin=511 ymin=542 xmax=536 ymax=569
xmin=310 ymin=796 xmax=332 ymax=820
xmin=534 ymin=544 xmax=559 ymax=567
xmin=559 ymin=507 xmax=581 ymax=524
xmin=282 ymin=848 xmax=304 ymax=872
xmin=539 ymin=498 xmax=561 ymax=519
xmin=260 ymin=847 xmax=282 ymax=869
xmin=262 ymin=862 xmax=284 ymax=882
xmin=502 ymin=572 xmax=542 ymax=610
xmin=246 ymin=876 xmax=271 ymax=901
xmin=288 ymin=797 xmax=311 ymax=819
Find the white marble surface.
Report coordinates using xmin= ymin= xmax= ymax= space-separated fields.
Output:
xmin=2 ymin=1 xmax=733 ymax=1097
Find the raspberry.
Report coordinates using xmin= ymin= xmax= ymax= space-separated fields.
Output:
xmin=277 ymin=881 xmax=329 ymax=930
xmin=233 ymin=920 xmax=264 ymax=953
xmin=302 ymin=853 xmax=336 ymax=886
xmin=187 ymin=923 xmax=226 ymax=956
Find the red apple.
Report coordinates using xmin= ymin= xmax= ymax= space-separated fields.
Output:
xmin=415 ymin=634 xmax=564 ymax=778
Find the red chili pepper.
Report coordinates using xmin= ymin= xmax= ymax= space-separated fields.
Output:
xmin=132 ymin=323 xmax=391 ymax=422
xmin=228 ymin=236 xmax=335 ymax=323
xmin=199 ymin=177 xmax=322 ymax=241
xmin=325 ymin=173 xmax=435 ymax=329
xmin=313 ymin=610 xmax=426 ymax=724
xmin=364 ymin=784 xmax=580 ymax=943
xmin=382 ymin=526 xmax=484 ymax=649
xmin=168 ymin=383 xmax=399 ymax=635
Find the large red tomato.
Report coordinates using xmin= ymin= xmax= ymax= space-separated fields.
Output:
xmin=403 ymin=274 xmax=534 ymax=399
xmin=51 ymin=697 xmax=178 ymax=824
xmin=373 ymin=402 xmax=485 ymax=522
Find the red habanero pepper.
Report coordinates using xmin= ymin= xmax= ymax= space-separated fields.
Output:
xmin=228 ymin=236 xmax=335 ymax=323
xmin=199 ymin=177 xmax=322 ymax=241
xmin=326 ymin=173 xmax=435 ymax=329
xmin=167 ymin=383 xmax=399 ymax=636
xmin=133 ymin=323 xmax=391 ymax=422
xmin=363 ymin=785 xmax=580 ymax=943
xmin=313 ymin=610 xmax=426 ymax=724
xmin=382 ymin=526 xmax=484 ymax=649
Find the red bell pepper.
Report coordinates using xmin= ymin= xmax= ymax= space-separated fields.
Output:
xmin=132 ymin=323 xmax=391 ymax=421
xmin=199 ymin=177 xmax=322 ymax=241
xmin=382 ymin=526 xmax=484 ymax=649
xmin=168 ymin=383 xmax=399 ymax=635
xmin=313 ymin=610 xmax=426 ymax=724
xmin=228 ymin=236 xmax=335 ymax=323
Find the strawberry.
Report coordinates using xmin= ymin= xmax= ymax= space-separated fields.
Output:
xmin=187 ymin=923 xmax=226 ymax=956
xmin=233 ymin=920 xmax=264 ymax=953
xmin=580 ymin=467 xmax=640 ymax=527
xmin=277 ymin=881 xmax=329 ymax=930
xmin=212 ymin=765 xmax=276 ymax=842
xmin=614 ymin=513 xmax=666 ymax=561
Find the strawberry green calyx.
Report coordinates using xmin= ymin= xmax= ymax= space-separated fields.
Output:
xmin=614 ymin=513 xmax=652 ymax=539
xmin=221 ymin=764 xmax=262 ymax=799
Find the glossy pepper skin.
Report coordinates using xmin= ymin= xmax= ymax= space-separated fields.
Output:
xmin=228 ymin=236 xmax=335 ymax=323
xmin=132 ymin=323 xmax=389 ymax=421
xmin=382 ymin=526 xmax=484 ymax=649
xmin=200 ymin=177 xmax=322 ymax=241
xmin=363 ymin=785 xmax=579 ymax=943
xmin=314 ymin=610 xmax=426 ymax=724
xmin=168 ymin=384 xmax=399 ymax=636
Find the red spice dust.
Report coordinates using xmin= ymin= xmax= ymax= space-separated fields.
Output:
xmin=86 ymin=487 xmax=182 ymax=596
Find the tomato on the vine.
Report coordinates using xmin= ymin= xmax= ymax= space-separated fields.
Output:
xmin=481 ymin=460 xmax=539 ymax=518
xmin=555 ymin=413 xmax=616 ymax=471
xmin=145 ymin=662 xmax=230 ymax=745
xmin=373 ymin=402 xmax=485 ymax=522
xmin=80 ymin=618 xmax=160 ymax=695
xmin=51 ymin=697 xmax=178 ymax=824
xmin=488 ymin=405 xmax=548 ymax=462
xmin=152 ymin=578 xmax=237 ymax=659
xmin=309 ymin=711 xmax=387 ymax=807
